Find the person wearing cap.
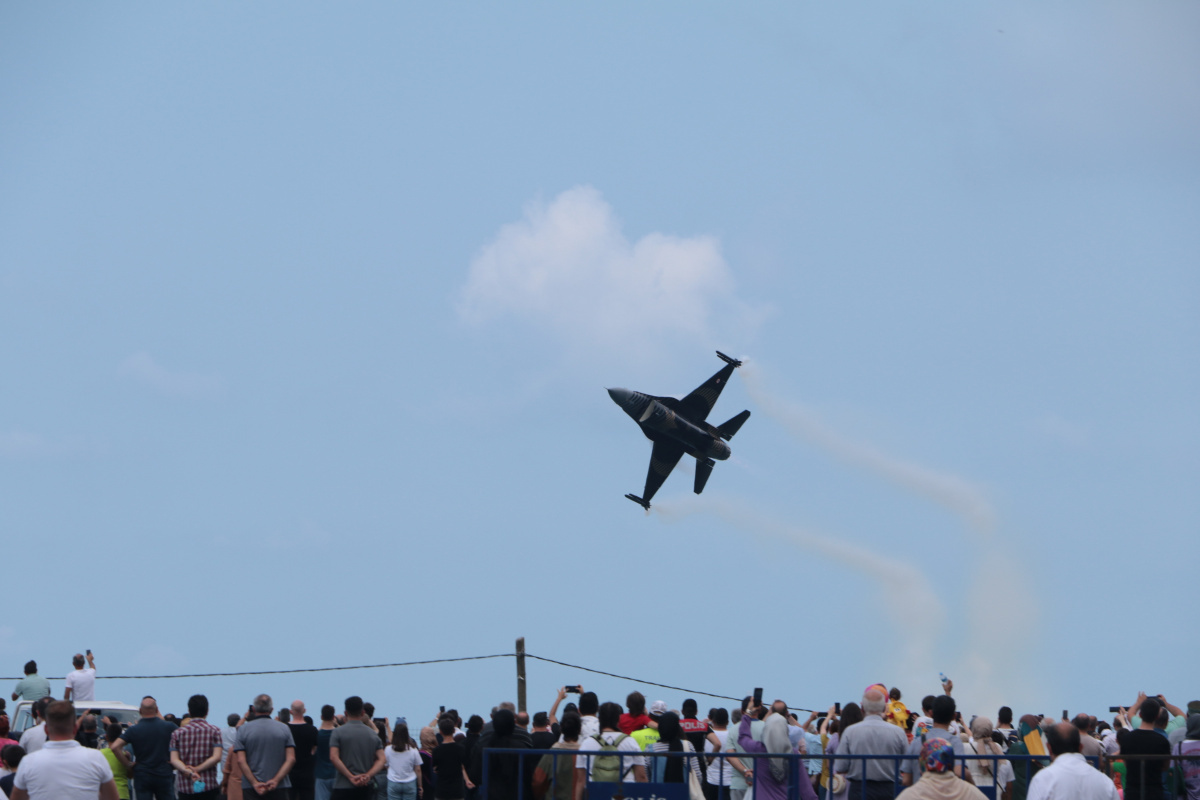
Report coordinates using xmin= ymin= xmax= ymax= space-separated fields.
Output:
xmin=1024 ymin=723 xmax=1117 ymax=800
xmin=896 ymin=740 xmax=987 ymax=800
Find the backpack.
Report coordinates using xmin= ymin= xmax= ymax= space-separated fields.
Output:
xmin=590 ymin=733 xmax=633 ymax=783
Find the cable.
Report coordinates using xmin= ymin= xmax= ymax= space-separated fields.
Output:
xmin=0 ymin=653 xmax=513 ymax=681
xmin=524 ymin=653 xmax=740 ymax=702
xmin=3 ymin=651 xmax=816 ymax=713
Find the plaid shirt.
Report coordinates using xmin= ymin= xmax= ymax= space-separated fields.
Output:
xmin=170 ymin=718 xmax=224 ymax=795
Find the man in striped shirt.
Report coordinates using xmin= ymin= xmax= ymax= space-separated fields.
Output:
xmin=169 ymin=695 xmax=224 ymax=800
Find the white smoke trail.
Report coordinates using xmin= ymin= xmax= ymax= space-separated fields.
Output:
xmin=737 ymin=362 xmax=1041 ymax=716
xmin=655 ymin=495 xmax=946 ymax=692
xmin=741 ymin=364 xmax=997 ymax=539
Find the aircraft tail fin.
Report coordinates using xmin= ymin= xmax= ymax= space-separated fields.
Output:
xmin=694 ymin=458 xmax=714 ymax=495
xmin=715 ymin=350 xmax=743 ymax=367
xmin=716 ymin=409 xmax=751 ymax=440
xmin=625 ymin=493 xmax=651 ymax=510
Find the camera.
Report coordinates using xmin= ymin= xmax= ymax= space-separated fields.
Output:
xmin=565 ymin=686 xmax=581 ymax=694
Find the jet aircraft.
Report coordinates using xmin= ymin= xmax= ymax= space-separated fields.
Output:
xmin=607 ymin=351 xmax=751 ymax=510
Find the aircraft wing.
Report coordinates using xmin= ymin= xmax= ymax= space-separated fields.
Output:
xmin=676 ymin=363 xmax=737 ymax=422
xmin=640 ymin=440 xmax=686 ymax=506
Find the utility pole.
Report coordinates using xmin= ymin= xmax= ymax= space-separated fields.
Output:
xmin=516 ymin=637 xmax=527 ymax=713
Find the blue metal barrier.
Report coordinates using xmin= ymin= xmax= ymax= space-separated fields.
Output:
xmin=475 ymin=748 xmax=1109 ymax=800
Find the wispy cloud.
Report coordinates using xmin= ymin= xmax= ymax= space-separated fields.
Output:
xmin=119 ymin=352 xmax=224 ymax=399
xmin=459 ymin=186 xmax=761 ymax=360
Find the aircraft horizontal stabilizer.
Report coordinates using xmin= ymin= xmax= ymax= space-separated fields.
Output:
xmin=694 ymin=458 xmax=714 ymax=495
xmin=625 ymin=493 xmax=651 ymax=510
xmin=715 ymin=350 xmax=742 ymax=368
xmin=717 ymin=409 xmax=751 ymax=440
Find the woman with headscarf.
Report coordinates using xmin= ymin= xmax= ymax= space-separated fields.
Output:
xmin=1174 ymin=714 xmax=1200 ymax=800
xmin=895 ymin=740 xmax=988 ymax=800
xmin=738 ymin=702 xmax=817 ymax=800
xmin=963 ymin=717 xmax=1013 ymax=800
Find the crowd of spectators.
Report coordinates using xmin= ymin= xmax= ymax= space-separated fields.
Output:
xmin=2 ymin=655 xmax=1197 ymax=800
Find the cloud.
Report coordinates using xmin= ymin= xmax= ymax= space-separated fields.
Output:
xmin=459 ymin=186 xmax=759 ymax=358
xmin=742 ymin=363 xmax=998 ymax=538
xmin=119 ymin=352 xmax=223 ymax=398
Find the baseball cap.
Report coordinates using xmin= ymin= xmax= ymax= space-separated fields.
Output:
xmin=649 ymin=701 xmax=668 ymax=718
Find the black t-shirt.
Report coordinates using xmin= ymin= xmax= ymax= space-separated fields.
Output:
xmin=432 ymin=742 xmax=467 ymax=799
xmin=289 ymin=721 xmax=320 ymax=779
xmin=530 ymin=731 xmax=557 ymax=751
xmin=122 ymin=717 xmax=179 ymax=778
xmin=1121 ymin=729 xmax=1170 ymax=800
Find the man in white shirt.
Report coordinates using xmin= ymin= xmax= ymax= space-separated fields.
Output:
xmin=63 ymin=652 xmax=96 ymax=703
xmin=575 ymin=701 xmax=646 ymax=799
xmin=10 ymin=699 xmax=119 ymax=800
xmin=1026 ymin=723 xmax=1118 ymax=800
xmin=18 ymin=698 xmax=52 ymax=754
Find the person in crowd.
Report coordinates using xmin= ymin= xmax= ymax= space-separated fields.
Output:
xmin=432 ymin=717 xmax=472 ymax=800
xmin=577 ymin=693 xmax=600 ymax=742
xmin=234 ymin=694 xmax=296 ymax=800
xmin=75 ymin=713 xmax=99 ymax=749
xmin=329 ymin=695 xmax=385 ymax=800
xmin=10 ymin=664 xmax=49 ymax=704
xmin=649 ymin=712 xmax=703 ymax=786
xmin=896 ymin=740 xmax=987 ymax=800
xmin=835 ymin=687 xmax=908 ymax=800
xmin=9 ymin=700 xmax=119 ymax=800
xmin=703 ymin=707 xmax=732 ymax=800
xmin=724 ymin=708 xmax=754 ymax=800
xmin=738 ymin=697 xmax=816 ymax=800
xmin=315 ymin=705 xmax=338 ymax=800
xmin=1119 ymin=696 xmax=1171 ymax=800
xmin=385 ymin=721 xmax=422 ymax=800
xmin=531 ymin=713 xmax=556 ymax=751
xmin=632 ymin=702 xmax=665 ymax=753
xmin=995 ymin=708 xmax=1016 ymax=746
xmin=461 ymin=715 xmax=484 ymax=785
xmin=574 ymin=702 xmax=645 ymax=798
xmin=169 ymin=694 xmax=224 ymax=800
xmin=419 ymin=726 xmax=438 ymax=800
xmin=1006 ymin=714 xmax=1050 ymax=800
xmin=63 ymin=653 xmax=96 ymax=704
xmin=1168 ymin=701 xmax=1200 ymax=750
xmin=1025 ymin=723 xmax=1117 ymax=800
xmin=17 ymin=698 xmax=51 ymax=755
xmin=680 ymin=699 xmax=710 ymax=769
xmin=289 ymin=700 xmax=320 ymax=800
xmin=1173 ymin=712 xmax=1200 ymax=800
xmin=963 ymin=716 xmax=1011 ymax=800
xmin=0 ymin=744 xmax=25 ymax=798
xmin=480 ymin=709 xmax=528 ymax=800
xmin=913 ymin=697 xmax=937 ymax=739
xmin=279 ymin=710 xmax=292 ymax=724
xmin=902 ymin=695 xmax=969 ymax=785
xmin=100 ymin=725 xmax=131 ymax=800
xmin=620 ymin=693 xmax=650 ymax=736
xmin=110 ymin=696 xmax=178 ymax=800
xmin=887 ymin=689 xmax=911 ymax=731
xmin=534 ymin=712 xmax=581 ymax=800
xmin=1068 ymin=714 xmax=1105 ymax=767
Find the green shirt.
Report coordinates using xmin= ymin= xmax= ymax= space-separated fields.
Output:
xmin=13 ymin=674 xmax=51 ymax=701
xmin=103 ymin=747 xmax=132 ymax=799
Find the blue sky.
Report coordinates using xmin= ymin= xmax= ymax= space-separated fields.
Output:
xmin=2 ymin=2 xmax=1197 ymax=724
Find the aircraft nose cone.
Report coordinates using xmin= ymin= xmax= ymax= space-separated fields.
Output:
xmin=607 ymin=387 xmax=632 ymax=406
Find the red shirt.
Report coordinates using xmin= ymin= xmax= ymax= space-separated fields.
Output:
xmin=618 ymin=714 xmax=651 ymax=735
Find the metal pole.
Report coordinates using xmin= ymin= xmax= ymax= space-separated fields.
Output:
xmin=516 ymin=637 xmax=527 ymax=713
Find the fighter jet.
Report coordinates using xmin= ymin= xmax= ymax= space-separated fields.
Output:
xmin=608 ymin=351 xmax=751 ymax=510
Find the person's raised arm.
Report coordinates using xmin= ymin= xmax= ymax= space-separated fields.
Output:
xmin=1158 ymin=695 xmax=1184 ymax=718
xmin=1129 ymin=692 xmax=1147 ymax=722
xmin=738 ymin=703 xmax=765 ymax=754
xmin=549 ymin=687 xmax=568 ymax=727
xmin=87 ymin=651 xmax=96 ymax=671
